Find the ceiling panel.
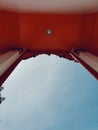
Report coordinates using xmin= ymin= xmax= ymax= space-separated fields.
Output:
xmin=0 ymin=0 xmax=98 ymax=13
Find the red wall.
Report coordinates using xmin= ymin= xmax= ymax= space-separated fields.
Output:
xmin=0 ymin=10 xmax=19 ymax=50
xmin=0 ymin=10 xmax=98 ymax=57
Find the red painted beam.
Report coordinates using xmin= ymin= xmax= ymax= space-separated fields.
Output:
xmin=0 ymin=49 xmax=26 ymax=86
xmin=70 ymin=49 xmax=98 ymax=80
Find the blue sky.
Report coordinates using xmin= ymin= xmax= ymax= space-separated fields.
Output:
xmin=0 ymin=54 xmax=98 ymax=130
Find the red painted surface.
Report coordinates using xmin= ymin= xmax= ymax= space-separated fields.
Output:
xmin=70 ymin=50 xmax=98 ymax=80
xmin=0 ymin=10 xmax=98 ymax=85
xmin=0 ymin=49 xmax=26 ymax=86
xmin=0 ymin=10 xmax=98 ymax=58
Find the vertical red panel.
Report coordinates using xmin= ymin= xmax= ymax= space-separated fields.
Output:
xmin=0 ymin=11 xmax=19 ymax=51
xmin=92 ymin=13 xmax=98 ymax=55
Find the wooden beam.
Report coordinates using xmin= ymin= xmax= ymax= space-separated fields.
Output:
xmin=70 ymin=49 xmax=98 ymax=80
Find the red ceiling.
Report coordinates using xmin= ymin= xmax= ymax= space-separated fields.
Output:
xmin=0 ymin=10 xmax=98 ymax=58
